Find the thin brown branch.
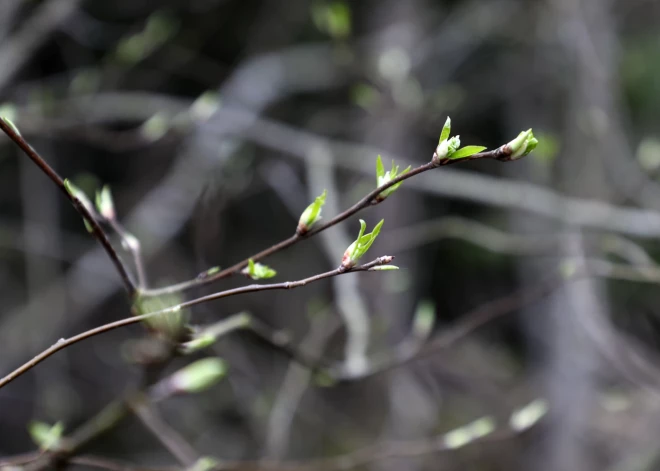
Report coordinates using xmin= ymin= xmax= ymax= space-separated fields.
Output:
xmin=144 ymin=146 xmax=513 ymax=296
xmin=0 ymin=256 xmax=394 ymax=390
xmin=0 ymin=118 xmax=137 ymax=296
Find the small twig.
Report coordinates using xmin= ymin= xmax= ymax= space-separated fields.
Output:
xmin=144 ymin=147 xmax=512 ymax=296
xmin=0 ymin=256 xmax=394 ymax=390
xmin=0 ymin=118 xmax=137 ymax=296
xmin=129 ymin=397 xmax=199 ymax=467
xmin=179 ymin=313 xmax=325 ymax=373
xmin=106 ymin=217 xmax=148 ymax=289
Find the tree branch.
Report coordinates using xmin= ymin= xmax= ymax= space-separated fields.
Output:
xmin=0 ymin=256 xmax=394 ymax=390
xmin=0 ymin=117 xmax=138 ymax=296
xmin=144 ymin=146 xmax=513 ymax=296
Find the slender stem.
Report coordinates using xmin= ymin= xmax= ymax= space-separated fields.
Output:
xmin=107 ymin=218 xmax=148 ymax=289
xmin=0 ymin=118 xmax=137 ymax=296
xmin=129 ymin=397 xmax=199 ymax=467
xmin=0 ymin=257 xmax=394 ymax=390
xmin=179 ymin=313 xmax=321 ymax=372
xmin=144 ymin=147 xmax=510 ymax=297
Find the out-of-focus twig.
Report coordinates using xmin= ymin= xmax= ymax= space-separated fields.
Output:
xmin=130 ymin=398 xmax=199 ymax=467
xmin=381 ymin=215 xmax=655 ymax=266
xmin=0 ymin=117 xmax=137 ymax=296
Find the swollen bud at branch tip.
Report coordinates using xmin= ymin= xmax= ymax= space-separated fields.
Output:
xmin=297 ymin=189 xmax=327 ymax=234
xmin=433 ymin=136 xmax=461 ymax=165
xmin=505 ymin=128 xmax=538 ymax=159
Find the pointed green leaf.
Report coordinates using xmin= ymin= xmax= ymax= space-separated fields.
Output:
xmin=342 ymin=219 xmax=385 ymax=267
xmin=376 ymin=155 xmax=385 ymax=180
xmin=350 ymin=219 xmax=368 ymax=260
xmin=449 ymin=145 xmax=487 ymax=160
xmin=243 ymin=259 xmax=277 ymax=280
xmin=439 ymin=116 xmax=451 ymax=143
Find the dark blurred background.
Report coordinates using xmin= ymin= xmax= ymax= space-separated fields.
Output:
xmin=2 ymin=0 xmax=660 ymax=470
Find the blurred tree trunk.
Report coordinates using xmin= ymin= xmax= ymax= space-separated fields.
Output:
xmin=508 ymin=0 xmax=622 ymax=470
xmin=359 ymin=2 xmax=436 ymax=470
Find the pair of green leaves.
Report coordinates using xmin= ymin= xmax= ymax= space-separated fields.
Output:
xmin=435 ymin=117 xmax=486 ymax=162
xmin=342 ymin=219 xmax=384 ymax=268
xmin=376 ymin=155 xmax=411 ymax=201
xmin=242 ymin=258 xmax=277 ymax=280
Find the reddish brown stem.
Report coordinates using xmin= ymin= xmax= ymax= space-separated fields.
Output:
xmin=145 ymin=147 xmax=510 ymax=296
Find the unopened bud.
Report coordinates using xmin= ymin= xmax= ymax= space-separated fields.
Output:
xmin=166 ymin=358 xmax=227 ymax=395
xmin=433 ymin=136 xmax=461 ymax=165
xmin=297 ymin=189 xmax=326 ymax=234
xmin=505 ymin=128 xmax=538 ymax=159
xmin=95 ymin=185 xmax=115 ymax=220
